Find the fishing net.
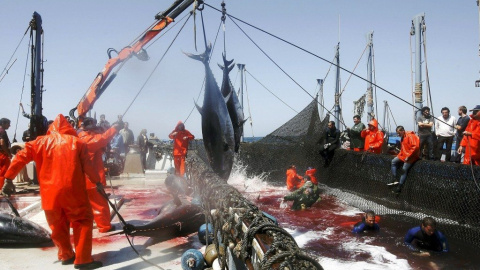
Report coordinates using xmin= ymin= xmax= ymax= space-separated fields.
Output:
xmin=237 ymin=99 xmax=480 ymax=249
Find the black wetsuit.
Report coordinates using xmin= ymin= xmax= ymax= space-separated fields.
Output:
xmin=404 ymin=226 xmax=449 ymax=252
xmin=352 ymin=221 xmax=380 ymax=233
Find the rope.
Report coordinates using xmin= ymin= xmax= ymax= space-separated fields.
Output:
xmin=0 ymin=59 xmax=16 ymax=84
xmin=0 ymin=25 xmax=30 ymax=81
xmin=13 ymin=37 xmax=32 ymax=143
xmin=245 ymin=69 xmax=297 ymax=113
xmin=338 ymin=43 xmax=368 ymax=97
xmin=225 ymin=13 xmax=348 ymax=129
xmin=244 ymin=70 xmax=255 ymax=138
xmin=203 ymin=3 xmax=425 ymax=128
xmin=122 ymin=13 xmax=192 ymax=117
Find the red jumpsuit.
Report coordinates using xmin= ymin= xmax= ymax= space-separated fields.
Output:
xmin=4 ymin=115 xmax=101 ymax=265
xmin=460 ymin=116 xmax=480 ymax=165
xmin=361 ymin=119 xmax=384 ymax=154
xmin=286 ymin=168 xmax=304 ymax=191
xmin=305 ymin=168 xmax=318 ymax=185
xmin=397 ymin=131 xmax=420 ymax=163
xmin=169 ymin=121 xmax=194 ymax=176
xmin=78 ymin=126 xmax=117 ymax=233
xmin=0 ymin=127 xmax=11 ymax=188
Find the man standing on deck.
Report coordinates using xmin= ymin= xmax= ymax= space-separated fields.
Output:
xmin=458 ymin=105 xmax=480 ymax=165
xmin=435 ymin=107 xmax=456 ymax=161
xmin=347 ymin=115 xmax=365 ymax=151
xmin=319 ymin=121 xmax=340 ymax=167
xmin=0 ymin=118 xmax=11 ymax=189
xmin=454 ymin=106 xmax=470 ymax=163
xmin=169 ymin=121 xmax=195 ymax=176
xmin=78 ymin=117 xmax=120 ymax=233
xmin=120 ymin=121 xmax=134 ymax=154
xmin=1 ymin=115 xmax=103 ymax=269
xmin=417 ymin=107 xmax=435 ymax=160
xmin=404 ymin=217 xmax=449 ymax=255
xmin=389 ymin=126 xmax=420 ymax=194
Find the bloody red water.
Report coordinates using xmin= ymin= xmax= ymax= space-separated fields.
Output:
xmin=232 ymin=178 xmax=480 ymax=270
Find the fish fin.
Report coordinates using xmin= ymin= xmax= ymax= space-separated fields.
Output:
xmin=183 ymin=43 xmax=212 ymax=62
xmin=218 ymin=63 xmax=225 ymax=70
xmin=194 ymin=101 xmax=203 ymax=116
xmin=239 ymin=118 xmax=249 ymax=126
xmin=222 ymin=52 xmax=234 ymax=67
xmin=227 ymin=63 xmax=235 ymax=73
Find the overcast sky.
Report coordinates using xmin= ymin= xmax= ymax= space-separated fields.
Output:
xmin=0 ymin=0 xmax=479 ymax=140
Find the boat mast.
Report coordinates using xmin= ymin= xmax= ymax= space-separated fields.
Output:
xmin=30 ymin=12 xmax=46 ymax=140
xmin=317 ymin=79 xmax=324 ymax=120
xmin=476 ymin=0 xmax=480 ymax=87
xmin=411 ymin=13 xmax=425 ymax=122
xmin=237 ymin=63 xmax=245 ymax=142
xmin=334 ymin=43 xmax=341 ymax=129
xmin=366 ymin=31 xmax=374 ymax=121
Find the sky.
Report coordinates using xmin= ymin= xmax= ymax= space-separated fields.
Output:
xmin=0 ymin=0 xmax=479 ymax=141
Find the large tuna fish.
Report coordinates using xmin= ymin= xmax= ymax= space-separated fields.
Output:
xmin=218 ymin=53 xmax=246 ymax=153
xmin=0 ymin=199 xmax=51 ymax=245
xmin=185 ymin=45 xmax=235 ymax=179
xmin=123 ymin=197 xmax=204 ymax=239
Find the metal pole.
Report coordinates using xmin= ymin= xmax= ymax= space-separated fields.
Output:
xmin=334 ymin=43 xmax=341 ymax=129
xmin=237 ymin=63 xmax=245 ymax=142
xmin=317 ymin=79 xmax=324 ymax=120
xmin=412 ymin=13 xmax=425 ymax=120
xmin=366 ymin=31 xmax=374 ymax=121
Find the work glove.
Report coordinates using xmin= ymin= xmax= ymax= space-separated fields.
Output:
xmin=2 ymin=179 xmax=16 ymax=197
xmin=324 ymin=143 xmax=330 ymax=149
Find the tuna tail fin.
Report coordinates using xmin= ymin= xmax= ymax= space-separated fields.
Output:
xmin=194 ymin=100 xmax=203 ymax=116
xmin=222 ymin=52 xmax=234 ymax=68
xmin=183 ymin=43 xmax=212 ymax=63
xmin=239 ymin=118 xmax=249 ymax=126
xmin=224 ymin=90 xmax=232 ymax=103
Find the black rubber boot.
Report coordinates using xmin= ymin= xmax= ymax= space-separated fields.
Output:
xmin=61 ymin=255 xmax=75 ymax=265
xmin=74 ymin=260 xmax=103 ymax=269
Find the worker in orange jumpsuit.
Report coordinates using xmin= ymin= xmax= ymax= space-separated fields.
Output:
xmin=361 ymin=118 xmax=385 ymax=154
xmin=458 ymin=106 xmax=480 ymax=165
xmin=286 ymin=165 xmax=304 ymax=191
xmin=304 ymin=167 xmax=318 ymax=185
xmin=78 ymin=117 xmax=120 ymax=233
xmin=390 ymin=125 xmax=420 ymax=193
xmin=168 ymin=121 xmax=195 ymax=176
xmin=0 ymin=118 xmax=12 ymax=189
xmin=1 ymin=115 xmax=103 ymax=269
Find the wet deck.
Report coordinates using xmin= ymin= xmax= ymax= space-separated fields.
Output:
xmin=1 ymin=172 xmax=205 ymax=270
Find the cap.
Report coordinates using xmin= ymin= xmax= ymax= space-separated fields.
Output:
xmin=469 ymin=105 xmax=480 ymax=111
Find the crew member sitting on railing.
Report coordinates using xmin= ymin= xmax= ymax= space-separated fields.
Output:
xmin=361 ymin=118 xmax=384 ymax=154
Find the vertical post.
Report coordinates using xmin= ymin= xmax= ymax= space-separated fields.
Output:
xmin=383 ymin=101 xmax=388 ymax=131
xmin=334 ymin=43 xmax=341 ymax=129
xmin=366 ymin=31 xmax=374 ymax=121
xmin=411 ymin=13 xmax=425 ymax=120
xmin=317 ymin=79 xmax=324 ymax=120
xmin=30 ymin=12 xmax=45 ymax=140
xmin=237 ymin=63 xmax=245 ymax=142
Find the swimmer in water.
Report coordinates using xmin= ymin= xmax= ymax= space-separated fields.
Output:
xmin=352 ymin=210 xmax=380 ymax=233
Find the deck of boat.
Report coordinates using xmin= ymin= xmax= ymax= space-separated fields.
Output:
xmin=1 ymin=171 xmax=205 ymax=270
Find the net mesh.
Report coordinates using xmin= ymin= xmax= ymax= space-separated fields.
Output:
xmin=237 ymin=99 xmax=480 ymax=248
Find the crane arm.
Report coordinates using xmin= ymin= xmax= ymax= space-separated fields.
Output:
xmin=71 ymin=0 xmax=198 ymax=121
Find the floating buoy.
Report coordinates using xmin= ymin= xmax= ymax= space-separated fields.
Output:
xmin=204 ymin=244 xmax=218 ymax=266
xmin=198 ymin=223 xmax=214 ymax=245
xmin=181 ymin=249 xmax=204 ymax=270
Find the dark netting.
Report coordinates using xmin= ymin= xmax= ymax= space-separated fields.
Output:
xmin=238 ymin=99 xmax=480 ymax=248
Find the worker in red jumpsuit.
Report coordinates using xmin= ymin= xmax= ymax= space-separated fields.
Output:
xmin=168 ymin=121 xmax=195 ymax=176
xmin=458 ymin=105 xmax=480 ymax=165
xmin=304 ymin=167 xmax=318 ymax=185
xmin=1 ymin=114 xmax=103 ymax=269
xmin=286 ymin=164 xmax=304 ymax=191
xmin=0 ymin=118 xmax=12 ymax=189
xmin=78 ymin=117 xmax=120 ymax=233
xmin=361 ymin=118 xmax=384 ymax=154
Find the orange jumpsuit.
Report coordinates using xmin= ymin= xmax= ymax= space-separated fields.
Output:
xmin=305 ymin=168 xmax=318 ymax=185
xmin=286 ymin=168 xmax=304 ymax=191
xmin=78 ymin=127 xmax=117 ymax=233
xmin=4 ymin=115 xmax=101 ymax=265
xmin=0 ymin=127 xmax=11 ymax=188
xmin=361 ymin=119 xmax=384 ymax=154
xmin=460 ymin=116 xmax=480 ymax=165
xmin=397 ymin=131 xmax=420 ymax=163
xmin=169 ymin=121 xmax=194 ymax=176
